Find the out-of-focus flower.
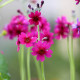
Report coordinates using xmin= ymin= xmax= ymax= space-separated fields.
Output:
xmin=75 ymin=0 xmax=80 ymax=5
xmin=19 ymin=32 xmax=37 ymax=47
xmin=72 ymin=20 xmax=80 ymax=38
xmin=30 ymin=0 xmax=37 ymax=4
xmin=0 ymin=51 xmax=4 ymax=54
xmin=16 ymin=38 xmax=20 ymax=52
xmin=31 ymin=41 xmax=53 ymax=62
xmin=41 ymin=30 xmax=54 ymax=45
xmin=39 ymin=17 xmax=50 ymax=32
xmin=4 ymin=15 xmax=28 ymax=39
xmin=29 ymin=11 xmax=42 ymax=25
xmin=54 ymin=16 xmax=70 ymax=40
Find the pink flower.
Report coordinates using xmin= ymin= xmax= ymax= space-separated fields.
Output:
xmin=4 ymin=15 xmax=28 ymax=39
xmin=16 ymin=38 xmax=20 ymax=52
xmin=41 ymin=30 xmax=54 ymax=44
xmin=4 ymin=24 xmax=16 ymax=39
xmin=72 ymin=20 xmax=80 ymax=38
xmin=31 ymin=41 xmax=53 ymax=62
xmin=29 ymin=11 xmax=42 ymax=25
xmin=30 ymin=26 xmax=37 ymax=32
xmin=54 ymin=16 xmax=69 ymax=40
xmin=39 ymin=17 xmax=50 ymax=31
xmin=19 ymin=32 xmax=37 ymax=47
xmin=75 ymin=0 xmax=80 ymax=5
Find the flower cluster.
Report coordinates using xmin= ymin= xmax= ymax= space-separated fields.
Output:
xmin=4 ymin=14 xmax=28 ymax=39
xmin=72 ymin=19 xmax=80 ymax=38
xmin=1 ymin=0 xmax=53 ymax=62
xmin=54 ymin=16 xmax=80 ymax=40
xmin=54 ymin=16 xmax=70 ymax=40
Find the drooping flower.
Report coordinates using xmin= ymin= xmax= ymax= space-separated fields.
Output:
xmin=41 ymin=30 xmax=54 ymax=45
xmin=29 ymin=11 xmax=42 ymax=25
xmin=75 ymin=0 xmax=80 ymax=5
xmin=39 ymin=17 xmax=50 ymax=32
xmin=31 ymin=41 xmax=53 ymax=62
xmin=54 ymin=16 xmax=70 ymax=40
xmin=19 ymin=32 xmax=37 ymax=47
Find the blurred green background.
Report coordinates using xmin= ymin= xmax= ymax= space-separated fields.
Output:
xmin=0 ymin=0 xmax=80 ymax=80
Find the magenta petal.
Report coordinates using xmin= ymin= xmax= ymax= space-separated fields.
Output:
xmin=55 ymin=35 xmax=60 ymax=40
xmin=31 ymin=52 xmax=37 ymax=56
xmin=40 ymin=55 xmax=45 ymax=62
xmin=36 ymin=55 xmax=41 ymax=61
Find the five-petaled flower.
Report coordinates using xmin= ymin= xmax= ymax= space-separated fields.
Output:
xmin=29 ymin=11 xmax=42 ymax=25
xmin=19 ymin=32 xmax=37 ymax=47
xmin=31 ymin=41 xmax=53 ymax=62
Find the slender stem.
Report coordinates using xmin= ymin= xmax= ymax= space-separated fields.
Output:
xmin=37 ymin=25 xmax=45 ymax=80
xmin=70 ymin=36 xmax=75 ymax=80
xmin=0 ymin=0 xmax=14 ymax=8
xmin=20 ymin=45 xmax=25 ymax=80
xmin=37 ymin=25 xmax=40 ymax=41
xmin=67 ymin=37 xmax=70 ymax=61
xmin=27 ymin=47 xmax=31 ymax=80
xmin=33 ymin=57 xmax=41 ymax=80
xmin=41 ymin=62 xmax=45 ymax=80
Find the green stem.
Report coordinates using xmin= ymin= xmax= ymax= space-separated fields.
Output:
xmin=33 ymin=57 xmax=41 ymax=80
xmin=27 ymin=47 xmax=31 ymax=80
xmin=41 ymin=62 xmax=45 ymax=80
xmin=0 ymin=0 xmax=14 ymax=8
xmin=70 ymin=36 xmax=75 ymax=80
xmin=20 ymin=45 xmax=25 ymax=80
xmin=37 ymin=25 xmax=40 ymax=41
xmin=67 ymin=37 xmax=70 ymax=61
xmin=37 ymin=25 xmax=45 ymax=80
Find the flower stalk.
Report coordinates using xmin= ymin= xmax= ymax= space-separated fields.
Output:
xmin=70 ymin=36 xmax=75 ymax=80
xmin=37 ymin=25 xmax=45 ymax=80
xmin=27 ymin=47 xmax=31 ymax=80
xmin=20 ymin=45 xmax=25 ymax=80
xmin=33 ymin=57 xmax=41 ymax=80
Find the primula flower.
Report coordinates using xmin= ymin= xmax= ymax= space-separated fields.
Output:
xmin=30 ymin=25 xmax=37 ymax=32
xmin=41 ymin=30 xmax=54 ymax=44
xmin=72 ymin=20 xmax=80 ymax=38
xmin=29 ymin=11 xmax=42 ymax=25
xmin=19 ymin=32 xmax=37 ymax=47
xmin=4 ymin=24 xmax=16 ymax=39
xmin=31 ymin=41 xmax=53 ymax=62
xmin=75 ymin=0 xmax=80 ymax=5
xmin=16 ymin=38 xmax=20 ymax=52
xmin=4 ymin=15 xmax=28 ymax=39
xmin=54 ymin=16 xmax=69 ymax=40
xmin=39 ymin=17 xmax=50 ymax=31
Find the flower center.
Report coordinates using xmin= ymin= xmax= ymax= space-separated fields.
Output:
xmin=38 ymin=49 xmax=45 ymax=55
xmin=33 ymin=16 xmax=39 ymax=22
xmin=25 ymin=37 xmax=31 ymax=43
xmin=18 ymin=21 xmax=23 ymax=25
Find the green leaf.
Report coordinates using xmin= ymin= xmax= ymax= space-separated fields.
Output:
xmin=0 ymin=73 xmax=10 ymax=80
xmin=0 ymin=53 xmax=8 ymax=73
xmin=0 ymin=53 xmax=11 ymax=80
